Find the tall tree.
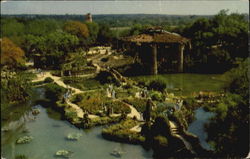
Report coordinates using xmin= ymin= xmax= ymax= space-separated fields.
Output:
xmin=63 ymin=21 xmax=89 ymax=39
xmin=1 ymin=37 xmax=25 ymax=68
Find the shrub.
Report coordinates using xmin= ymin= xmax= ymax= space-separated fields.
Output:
xmin=44 ymin=83 xmax=67 ymax=101
xmin=95 ymin=71 xmax=119 ymax=85
xmin=44 ymin=77 xmax=54 ymax=83
xmin=123 ymin=98 xmax=147 ymax=112
xmin=151 ymin=91 xmax=163 ymax=101
xmin=153 ymin=135 xmax=168 ymax=147
xmin=72 ymin=94 xmax=84 ymax=103
xmin=104 ymin=100 xmax=131 ymax=114
xmin=148 ymin=79 xmax=166 ymax=92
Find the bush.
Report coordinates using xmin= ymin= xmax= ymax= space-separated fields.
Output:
xmin=44 ymin=83 xmax=67 ymax=101
xmin=148 ymin=79 xmax=166 ymax=92
xmin=153 ymin=135 xmax=168 ymax=147
xmin=101 ymin=119 xmax=144 ymax=144
xmin=104 ymin=100 xmax=131 ymax=114
xmin=151 ymin=91 xmax=163 ymax=101
xmin=95 ymin=71 xmax=119 ymax=85
xmin=72 ymin=94 xmax=84 ymax=103
xmin=123 ymin=98 xmax=147 ymax=112
xmin=44 ymin=77 xmax=54 ymax=83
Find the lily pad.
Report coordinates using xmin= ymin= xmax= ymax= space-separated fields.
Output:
xmin=66 ymin=133 xmax=82 ymax=140
xmin=16 ymin=136 xmax=33 ymax=144
xmin=55 ymin=150 xmax=73 ymax=158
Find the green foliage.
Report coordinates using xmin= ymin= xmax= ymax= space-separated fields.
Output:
xmin=65 ymin=110 xmax=78 ymax=121
xmin=95 ymin=71 xmax=121 ymax=86
xmin=223 ymin=59 xmax=249 ymax=99
xmin=23 ymin=31 xmax=79 ymax=69
xmin=25 ymin=19 xmax=62 ymax=36
xmin=44 ymin=83 xmax=67 ymax=101
xmin=181 ymin=10 xmax=248 ymax=73
xmin=143 ymin=99 xmax=153 ymax=122
xmin=85 ymin=22 xmax=99 ymax=44
xmin=104 ymin=100 xmax=131 ymax=114
xmin=150 ymin=91 xmax=163 ymax=101
xmin=205 ymin=61 xmax=249 ymax=157
xmin=123 ymin=98 xmax=147 ymax=112
xmin=153 ymin=135 xmax=168 ymax=147
xmin=148 ymin=79 xmax=166 ymax=92
xmin=151 ymin=115 xmax=171 ymax=137
xmin=1 ymin=71 xmax=32 ymax=105
xmin=44 ymin=77 xmax=54 ymax=83
xmin=72 ymin=94 xmax=84 ymax=103
xmin=1 ymin=37 xmax=25 ymax=69
xmin=63 ymin=77 xmax=101 ymax=90
xmin=64 ymin=21 xmax=89 ymax=39
xmin=97 ymin=23 xmax=114 ymax=44
xmin=15 ymin=155 xmax=28 ymax=159
xmin=102 ymin=119 xmax=144 ymax=143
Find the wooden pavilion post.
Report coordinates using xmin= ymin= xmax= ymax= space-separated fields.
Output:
xmin=177 ymin=44 xmax=184 ymax=72
xmin=150 ymin=44 xmax=158 ymax=75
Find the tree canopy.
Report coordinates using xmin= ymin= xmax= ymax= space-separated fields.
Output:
xmin=1 ymin=37 xmax=25 ymax=68
xmin=63 ymin=21 xmax=89 ymax=39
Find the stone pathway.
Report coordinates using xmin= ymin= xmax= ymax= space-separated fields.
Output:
xmin=32 ymin=71 xmax=98 ymax=119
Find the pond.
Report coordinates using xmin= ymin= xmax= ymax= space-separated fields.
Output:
xmin=188 ymin=107 xmax=214 ymax=150
xmin=131 ymin=73 xmax=226 ymax=95
xmin=1 ymin=88 xmax=152 ymax=159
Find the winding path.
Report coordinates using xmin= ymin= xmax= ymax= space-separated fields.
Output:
xmin=32 ymin=70 xmax=141 ymax=120
xmin=32 ymin=71 xmax=98 ymax=119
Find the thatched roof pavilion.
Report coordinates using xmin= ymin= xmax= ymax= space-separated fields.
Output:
xmin=120 ymin=27 xmax=191 ymax=74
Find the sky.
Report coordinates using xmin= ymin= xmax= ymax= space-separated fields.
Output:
xmin=1 ymin=1 xmax=249 ymax=15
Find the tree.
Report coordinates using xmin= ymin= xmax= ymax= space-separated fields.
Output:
xmin=151 ymin=115 xmax=171 ymax=138
xmin=143 ymin=98 xmax=153 ymax=122
xmin=63 ymin=21 xmax=89 ymax=39
xmin=85 ymin=22 xmax=99 ymax=44
xmin=44 ymin=83 xmax=67 ymax=101
xmin=1 ymin=37 xmax=25 ymax=68
xmin=25 ymin=19 xmax=62 ymax=36
xmin=97 ymin=24 xmax=113 ymax=44
xmin=22 ymin=31 xmax=79 ymax=69
xmin=205 ymin=60 xmax=249 ymax=157
xmin=180 ymin=10 xmax=248 ymax=73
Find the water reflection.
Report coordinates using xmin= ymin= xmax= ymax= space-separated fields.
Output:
xmin=2 ymin=104 xmax=152 ymax=159
xmin=188 ymin=107 xmax=214 ymax=150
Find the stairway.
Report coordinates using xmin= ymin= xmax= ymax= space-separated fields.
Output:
xmin=169 ymin=121 xmax=196 ymax=155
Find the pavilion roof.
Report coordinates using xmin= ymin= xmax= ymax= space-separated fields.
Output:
xmin=121 ymin=27 xmax=190 ymax=44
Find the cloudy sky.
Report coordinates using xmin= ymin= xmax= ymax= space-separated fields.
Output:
xmin=1 ymin=1 xmax=249 ymax=15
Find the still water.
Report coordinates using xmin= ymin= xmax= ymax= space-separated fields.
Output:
xmin=188 ymin=108 xmax=214 ymax=150
xmin=1 ymin=88 xmax=152 ymax=159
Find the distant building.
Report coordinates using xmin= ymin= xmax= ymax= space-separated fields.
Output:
xmin=86 ymin=13 xmax=92 ymax=22
xmin=120 ymin=27 xmax=191 ymax=74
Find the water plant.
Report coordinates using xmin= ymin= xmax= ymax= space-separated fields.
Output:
xmin=66 ymin=133 xmax=82 ymax=140
xmin=55 ymin=150 xmax=73 ymax=158
xmin=16 ymin=136 xmax=33 ymax=144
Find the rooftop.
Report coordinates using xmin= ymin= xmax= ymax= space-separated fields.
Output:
xmin=121 ymin=27 xmax=190 ymax=44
